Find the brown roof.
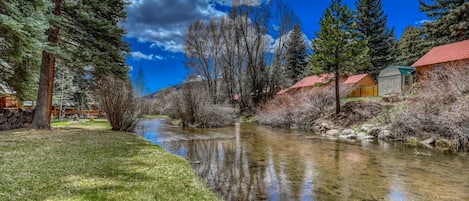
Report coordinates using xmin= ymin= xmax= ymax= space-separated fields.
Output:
xmin=412 ymin=39 xmax=469 ymax=67
xmin=290 ymin=73 xmax=334 ymax=89
xmin=343 ymin=73 xmax=369 ymax=84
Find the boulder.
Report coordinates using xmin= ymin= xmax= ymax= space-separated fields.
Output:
xmin=357 ymin=132 xmax=374 ymax=140
xmin=341 ymin=129 xmax=355 ymax=135
xmin=378 ymin=130 xmax=391 ymax=139
xmin=421 ymin=138 xmax=435 ymax=146
xmin=436 ymin=139 xmax=452 ymax=149
xmin=8 ymin=116 xmax=17 ymax=124
xmin=361 ymin=124 xmax=374 ymax=132
xmin=0 ymin=114 xmax=6 ymax=124
xmin=339 ymin=133 xmax=357 ymax=139
xmin=1 ymin=123 xmax=12 ymax=130
xmin=368 ymin=127 xmax=382 ymax=137
xmin=326 ymin=129 xmax=340 ymax=136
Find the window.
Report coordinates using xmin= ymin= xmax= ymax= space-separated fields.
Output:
xmin=404 ymin=75 xmax=410 ymax=85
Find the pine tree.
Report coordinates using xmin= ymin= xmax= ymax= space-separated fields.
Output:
xmin=285 ymin=24 xmax=308 ymax=85
xmin=395 ymin=26 xmax=429 ymax=66
xmin=420 ymin=0 xmax=469 ymax=45
xmin=355 ymin=0 xmax=395 ymax=78
xmin=32 ymin=0 xmax=129 ymax=129
xmin=310 ymin=0 xmax=369 ymax=115
xmin=0 ymin=0 xmax=51 ymax=100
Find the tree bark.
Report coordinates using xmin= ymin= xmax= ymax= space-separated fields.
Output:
xmin=32 ymin=0 xmax=61 ymax=129
xmin=335 ymin=64 xmax=340 ymax=115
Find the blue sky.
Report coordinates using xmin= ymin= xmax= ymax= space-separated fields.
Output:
xmin=124 ymin=0 xmax=428 ymax=94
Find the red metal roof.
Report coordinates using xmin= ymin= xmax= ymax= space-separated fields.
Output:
xmin=276 ymin=88 xmax=289 ymax=95
xmin=343 ymin=73 xmax=369 ymax=84
xmin=412 ymin=39 xmax=469 ymax=67
xmin=290 ymin=73 xmax=335 ymax=89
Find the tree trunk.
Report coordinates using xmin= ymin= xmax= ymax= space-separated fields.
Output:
xmin=59 ymin=68 xmax=65 ymax=121
xmin=32 ymin=0 xmax=61 ymax=129
xmin=32 ymin=52 xmax=56 ymax=129
xmin=335 ymin=64 xmax=340 ymax=115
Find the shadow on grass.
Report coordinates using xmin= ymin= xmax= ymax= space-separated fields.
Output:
xmin=0 ymin=128 xmax=219 ymax=201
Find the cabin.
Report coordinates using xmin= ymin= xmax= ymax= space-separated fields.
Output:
xmin=0 ymin=83 xmax=19 ymax=110
xmin=279 ymin=73 xmax=377 ymax=98
xmin=285 ymin=73 xmax=335 ymax=94
xmin=378 ymin=66 xmax=416 ymax=96
xmin=412 ymin=39 xmax=469 ymax=80
xmin=344 ymin=74 xmax=377 ymax=97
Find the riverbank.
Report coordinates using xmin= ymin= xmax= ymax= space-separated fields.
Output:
xmin=0 ymin=120 xmax=220 ymax=201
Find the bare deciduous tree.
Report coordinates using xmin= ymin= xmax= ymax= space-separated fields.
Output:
xmin=96 ymin=74 xmax=141 ymax=131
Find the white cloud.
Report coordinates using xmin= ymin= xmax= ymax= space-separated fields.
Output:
xmin=125 ymin=0 xmax=227 ymax=53
xmin=130 ymin=51 xmax=164 ymax=60
xmin=212 ymin=0 xmax=264 ymax=6
xmin=125 ymin=0 xmax=270 ymax=53
xmin=415 ymin=19 xmax=432 ymax=25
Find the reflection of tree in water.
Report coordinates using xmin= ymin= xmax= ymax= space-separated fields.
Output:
xmin=151 ymin=122 xmax=469 ymax=201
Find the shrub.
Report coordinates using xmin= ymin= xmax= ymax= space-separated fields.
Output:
xmin=96 ymin=74 xmax=141 ymax=131
xmin=256 ymin=85 xmax=352 ymax=130
xmin=389 ymin=66 xmax=469 ymax=151
xmin=164 ymin=83 xmax=236 ymax=128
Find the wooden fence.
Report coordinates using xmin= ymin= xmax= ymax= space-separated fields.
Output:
xmin=51 ymin=109 xmax=100 ymax=117
xmin=348 ymin=85 xmax=377 ymax=98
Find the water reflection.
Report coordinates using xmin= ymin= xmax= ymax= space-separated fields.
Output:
xmin=135 ymin=120 xmax=469 ymax=201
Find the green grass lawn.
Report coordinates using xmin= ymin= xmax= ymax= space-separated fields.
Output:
xmin=0 ymin=121 xmax=220 ymax=201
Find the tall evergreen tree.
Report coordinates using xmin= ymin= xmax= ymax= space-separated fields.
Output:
xmin=32 ymin=0 xmax=129 ymax=129
xmin=355 ymin=0 xmax=395 ymax=78
xmin=420 ymin=0 xmax=469 ymax=45
xmin=310 ymin=0 xmax=369 ymax=115
xmin=0 ymin=0 xmax=51 ymax=100
xmin=395 ymin=26 xmax=429 ymax=66
xmin=285 ymin=24 xmax=308 ymax=85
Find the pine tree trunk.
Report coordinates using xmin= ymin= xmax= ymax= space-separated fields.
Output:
xmin=32 ymin=0 xmax=61 ymax=129
xmin=32 ymin=51 xmax=56 ymax=129
xmin=335 ymin=64 xmax=340 ymax=115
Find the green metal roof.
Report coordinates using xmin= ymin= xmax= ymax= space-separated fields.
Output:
xmin=394 ymin=66 xmax=416 ymax=75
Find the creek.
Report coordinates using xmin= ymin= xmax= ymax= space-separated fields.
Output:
xmin=135 ymin=119 xmax=469 ymax=201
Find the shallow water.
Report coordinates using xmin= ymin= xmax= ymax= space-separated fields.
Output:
xmin=135 ymin=120 xmax=469 ymax=201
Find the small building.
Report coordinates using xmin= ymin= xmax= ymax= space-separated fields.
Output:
xmin=287 ymin=73 xmax=335 ymax=94
xmin=412 ymin=39 xmax=469 ymax=80
xmin=378 ymin=66 xmax=416 ymax=96
xmin=279 ymin=73 xmax=377 ymax=98
xmin=344 ymin=74 xmax=377 ymax=97
xmin=0 ymin=83 xmax=19 ymax=110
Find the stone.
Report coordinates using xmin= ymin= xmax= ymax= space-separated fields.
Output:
xmin=8 ymin=116 xmax=17 ymax=124
xmin=368 ymin=127 xmax=381 ymax=137
xmin=326 ymin=129 xmax=340 ymax=136
xmin=421 ymin=138 xmax=435 ymax=146
xmin=0 ymin=114 xmax=6 ymax=124
xmin=378 ymin=130 xmax=391 ymax=139
xmin=361 ymin=124 xmax=374 ymax=132
xmin=4 ymin=109 xmax=14 ymax=118
xmin=357 ymin=132 xmax=374 ymax=140
xmin=341 ymin=129 xmax=355 ymax=135
xmin=436 ymin=139 xmax=452 ymax=149
xmin=1 ymin=123 xmax=12 ymax=130
xmin=346 ymin=134 xmax=357 ymax=139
